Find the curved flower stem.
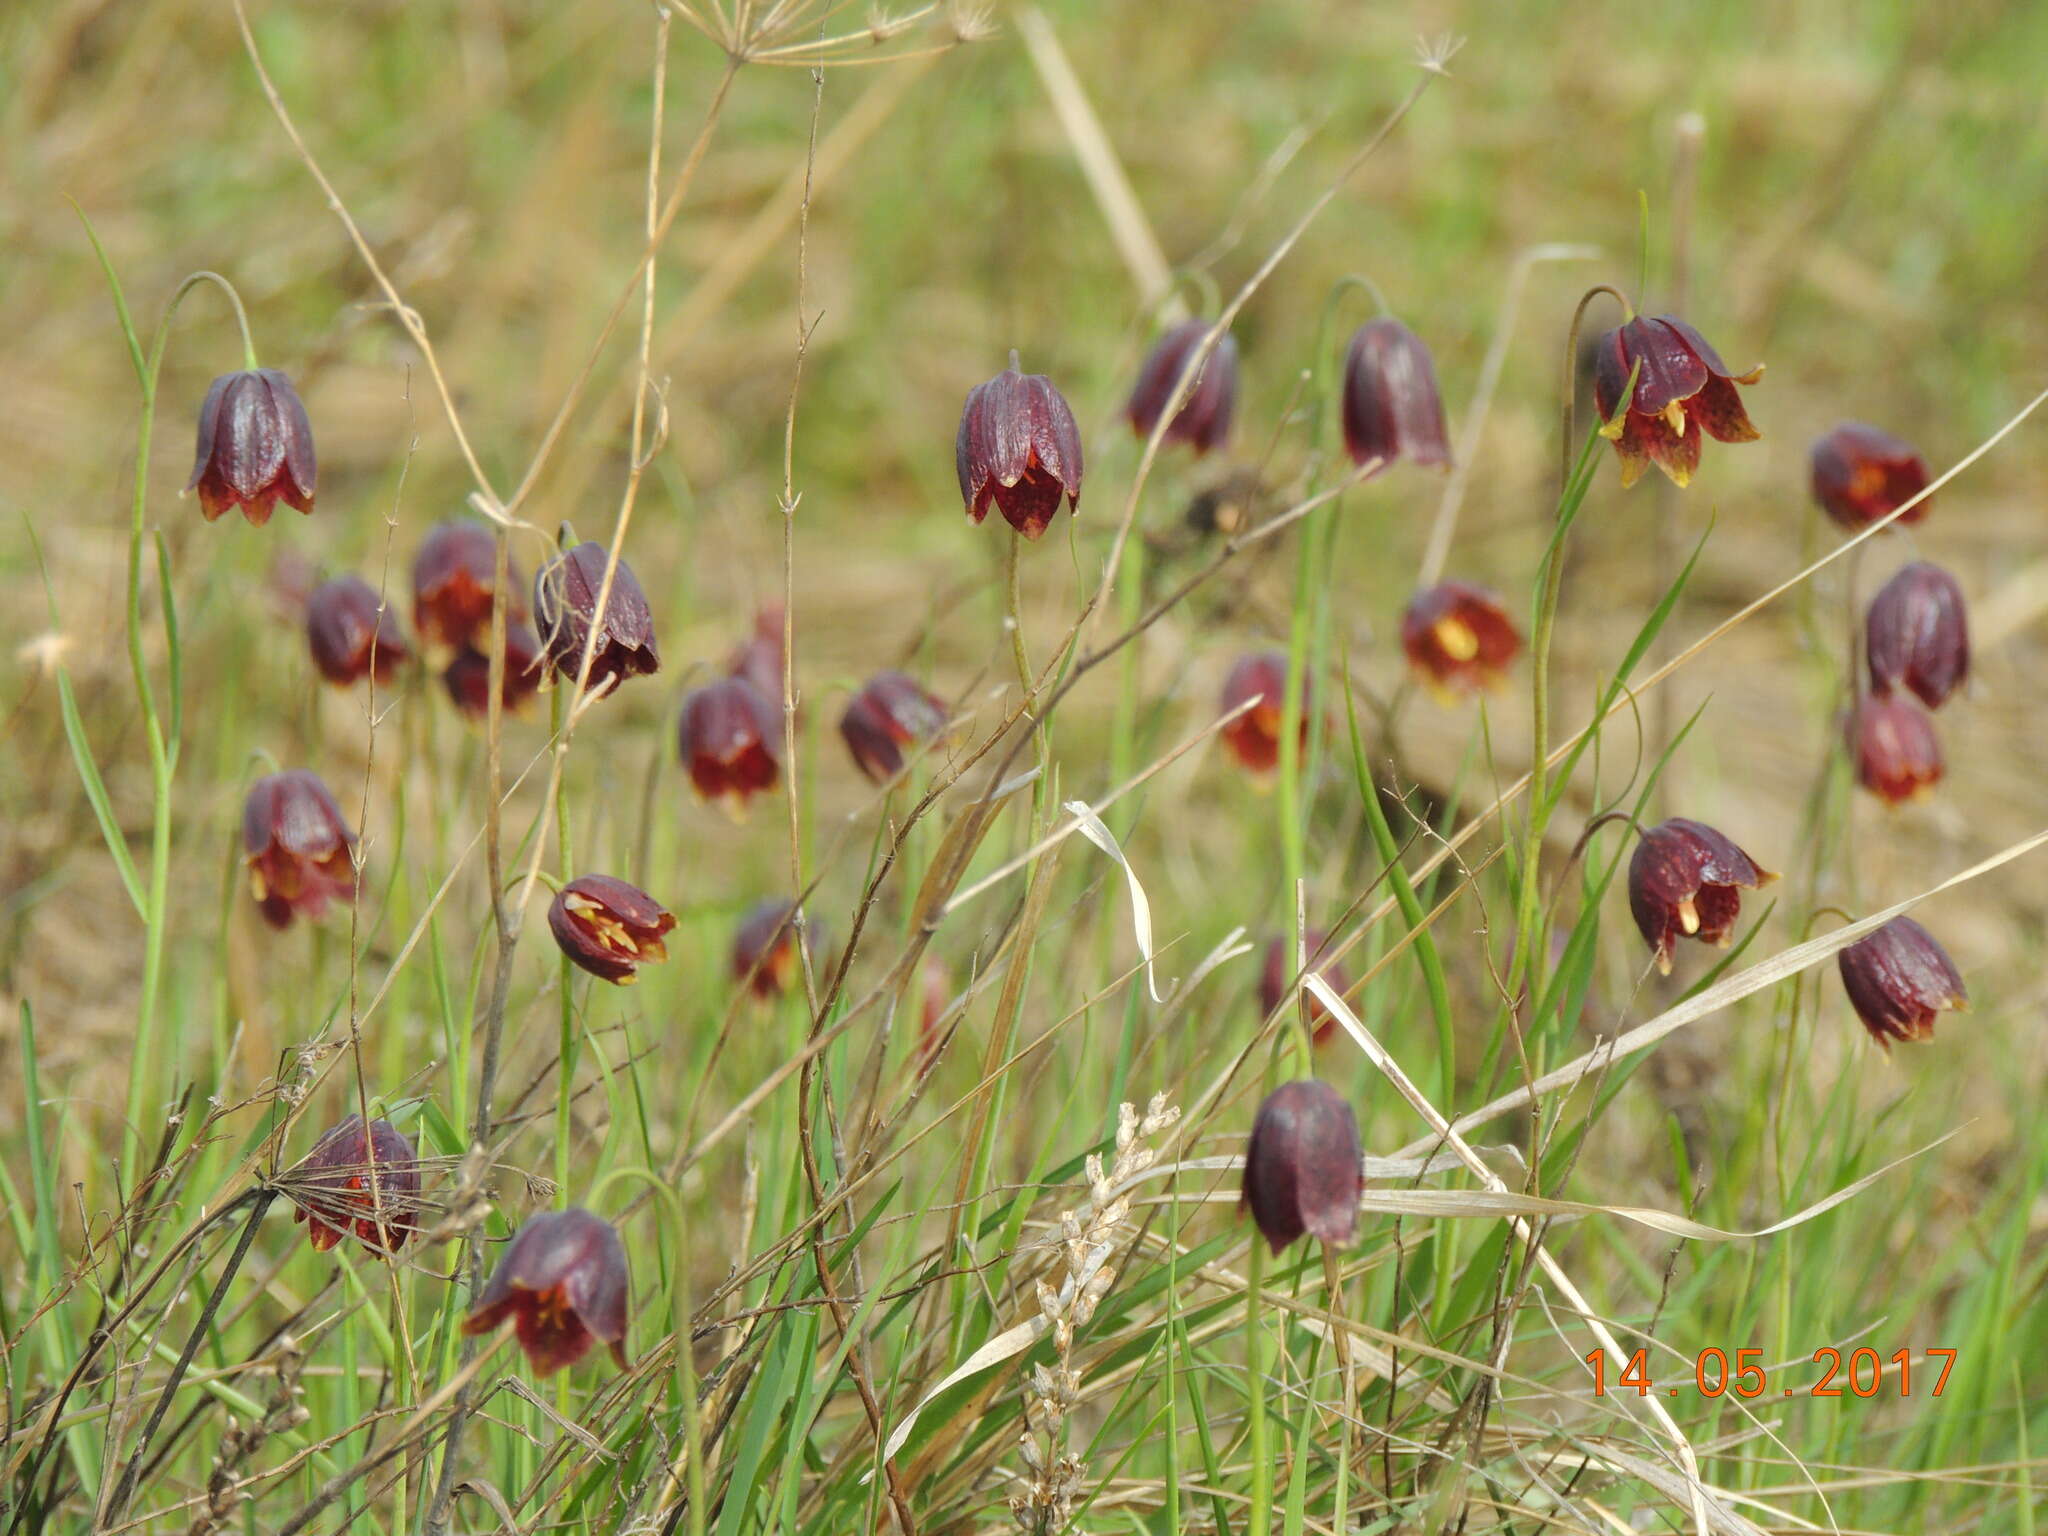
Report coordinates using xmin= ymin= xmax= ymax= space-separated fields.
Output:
xmin=1556 ymin=284 xmax=1634 ymax=496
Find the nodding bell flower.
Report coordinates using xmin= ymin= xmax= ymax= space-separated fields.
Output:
xmin=1628 ymin=818 xmax=1775 ymax=975
xmin=1847 ymin=694 xmax=1943 ymax=805
xmin=1592 ymin=314 xmax=1761 ymax=488
xmin=955 ymin=354 xmax=1084 ymax=539
xmin=726 ymin=607 xmax=786 ymax=707
xmin=1258 ymin=932 xmax=1352 ymax=1047
xmin=1811 ymin=423 xmax=1931 ymax=532
xmin=1837 ymin=916 xmax=1967 ymax=1048
xmin=462 ymin=1207 xmax=630 ymax=1376
xmin=187 ymin=369 xmax=317 ymax=525
xmin=1126 ymin=320 xmax=1238 ymax=455
xmin=307 ymin=574 xmax=410 ymax=688
xmin=1340 ymin=317 xmax=1451 ymax=473
xmin=840 ymin=670 xmax=948 ymax=783
xmin=1219 ymin=651 xmax=1308 ymax=776
xmin=533 ymin=541 xmax=659 ymax=693
xmin=1865 ymin=561 xmax=1968 ymax=710
xmin=678 ymin=677 xmax=782 ymax=813
xmin=732 ymin=899 xmax=818 ymax=999
xmin=1400 ymin=582 xmax=1522 ymax=696
xmin=441 ymin=622 xmax=544 ymax=720
xmin=287 ymin=1115 xmax=421 ymax=1255
xmin=549 ymin=875 xmax=675 ymax=985
xmin=413 ymin=520 xmax=522 ymax=649
xmin=1240 ymin=1079 xmax=1362 ymax=1255
xmin=243 ymin=770 xmax=357 ymax=929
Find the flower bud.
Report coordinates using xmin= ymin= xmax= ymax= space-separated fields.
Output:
xmin=840 ymin=670 xmax=949 ymax=783
xmin=413 ymin=520 xmax=523 ymax=649
xmin=532 ymin=541 xmax=660 ymax=693
xmin=1218 ymin=651 xmax=1307 ymax=776
xmin=1847 ymin=694 xmax=1943 ymax=805
xmin=1865 ymin=561 xmax=1967 ymax=710
xmin=1811 ymin=423 xmax=1930 ymax=531
xmin=440 ymin=622 xmax=545 ymax=720
xmin=678 ymin=677 xmax=782 ymax=813
xmin=1837 ymin=916 xmax=1966 ymax=1047
xmin=187 ymin=369 xmax=317 ymax=525
xmin=1400 ymin=582 xmax=1521 ymax=696
xmin=242 ymin=770 xmax=357 ymax=929
xmin=1340 ymin=318 xmax=1451 ymax=473
xmin=1258 ymin=931 xmax=1351 ymax=1046
xmin=306 ymin=574 xmax=410 ymax=687
xmin=287 ymin=1115 xmax=421 ymax=1255
xmin=1627 ymin=818 xmax=1775 ymax=975
xmin=956 ymin=357 xmax=1084 ymax=539
xmin=1126 ymin=321 xmax=1238 ymax=455
xmin=1240 ymin=1080 xmax=1361 ymax=1254
xmin=462 ymin=1207 xmax=630 ymax=1376
xmin=549 ymin=875 xmax=675 ymax=985
xmin=1592 ymin=314 xmax=1761 ymax=488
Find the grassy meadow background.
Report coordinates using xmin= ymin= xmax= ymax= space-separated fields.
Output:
xmin=5 ymin=0 xmax=2048 ymax=1530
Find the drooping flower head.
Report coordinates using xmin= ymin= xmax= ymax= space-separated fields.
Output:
xmin=1847 ymin=694 xmax=1943 ymax=805
xmin=1218 ymin=651 xmax=1308 ymax=777
xmin=955 ymin=355 xmax=1084 ymax=539
xmin=1340 ymin=317 xmax=1451 ymax=474
xmin=678 ymin=677 xmax=782 ymax=814
xmin=549 ymin=875 xmax=675 ymax=985
xmin=462 ymin=1207 xmax=631 ymax=1376
xmin=1865 ymin=561 xmax=1968 ymax=710
xmin=1126 ymin=320 xmax=1238 ymax=455
xmin=286 ymin=1115 xmax=421 ymax=1255
xmin=1593 ymin=314 xmax=1761 ymax=488
xmin=1400 ymin=582 xmax=1521 ymax=696
xmin=1258 ymin=931 xmax=1352 ymax=1047
xmin=413 ymin=520 xmax=523 ymax=650
xmin=187 ymin=369 xmax=317 ymax=525
xmin=243 ymin=770 xmax=357 ymax=929
xmin=1837 ymin=916 xmax=1966 ymax=1047
xmin=1811 ymin=423 xmax=1931 ymax=532
xmin=731 ymin=899 xmax=821 ymax=1000
xmin=1627 ymin=818 xmax=1775 ymax=975
xmin=839 ymin=670 xmax=949 ymax=784
xmin=307 ymin=574 xmax=411 ymax=688
xmin=532 ymin=541 xmax=660 ymax=693
xmin=726 ymin=607 xmax=786 ymax=707
xmin=441 ymin=622 xmax=544 ymax=720
xmin=1240 ymin=1080 xmax=1362 ymax=1254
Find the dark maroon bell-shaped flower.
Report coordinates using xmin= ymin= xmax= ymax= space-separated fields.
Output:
xmin=1400 ymin=582 xmax=1522 ymax=697
xmin=1837 ymin=916 xmax=1967 ymax=1048
xmin=1593 ymin=314 xmax=1761 ymax=488
xmin=1240 ymin=1080 xmax=1362 ymax=1255
xmin=187 ymin=369 xmax=317 ymax=525
xmin=307 ymin=574 xmax=410 ymax=687
xmin=955 ymin=355 xmax=1084 ymax=539
xmin=462 ymin=1207 xmax=630 ymax=1376
xmin=840 ymin=670 xmax=949 ymax=783
xmin=1847 ymin=694 xmax=1943 ymax=805
xmin=287 ymin=1115 xmax=421 ymax=1255
xmin=441 ymin=622 xmax=544 ymax=720
xmin=413 ymin=520 xmax=523 ymax=649
xmin=1866 ymin=561 xmax=1968 ymax=710
xmin=243 ymin=770 xmax=357 ymax=930
xmin=1219 ymin=651 xmax=1308 ymax=777
xmin=1628 ymin=818 xmax=1775 ymax=975
xmin=1811 ymin=423 xmax=1931 ymax=532
xmin=726 ymin=607 xmax=786 ymax=708
xmin=533 ymin=541 xmax=659 ymax=693
xmin=732 ymin=899 xmax=819 ymax=1000
xmin=549 ymin=875 xmax=675 ymax=985
xmin=679 ymin=677 xmax=782 ymax=814
xmin=1258 ymin=932 xmax=1352 ymax=1047
xmin=1126 ymin=321 xmax=1238 ymax=455
xmin=1340 ymin=317 xmax=1451 ymax=473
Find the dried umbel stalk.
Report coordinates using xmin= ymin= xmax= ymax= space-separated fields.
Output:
xmin=188 ymin=1335 xmax=309 ymax=1535
xmin=1010 ymin=1094 xmax=1179 ymax=1534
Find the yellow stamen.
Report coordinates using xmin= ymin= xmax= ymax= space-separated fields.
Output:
xmin=1676 ymin=896 xmax=1700 ymax=936
xmin=1433 ymin=617 xmax=1479 ymax=663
